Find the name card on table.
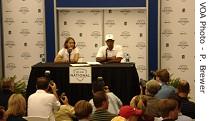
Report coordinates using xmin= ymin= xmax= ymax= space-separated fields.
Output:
xmin=69 ymin=66 xmax=91 ymax=84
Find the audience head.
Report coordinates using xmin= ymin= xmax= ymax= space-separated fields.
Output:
xmin=74 ymin=100 xmax=93 ymax=120
xmin=64 ymin=37 xmax=76 ymax=49
xmin=36 ymin=77 xmax=49 ymax=90
xmin=155 ymin=69 xmax=170 ymax=83
xmin=93 ymin=91 xmax=108 ymax=109
xmin=92 ymin=77 xmax=105 ymax=93
xmin=119 ymin=105 xmax=143 ymax=121
xmin=158 ymin=99 xmax=179 ymax=120
xmin=0 ymin=106 xmax=5 ymax=120
xmin=145 ymin=80 xmax=161 ymax=96
xmin=6 ymin=94 xmax=26 ymax=117
xmin=177 ymin=80 xmax=190 ymax=94
xmin=111 ymin=116 xmax=126 ymax=121
xmin=1 ymin=79 xmax=14 ymax=92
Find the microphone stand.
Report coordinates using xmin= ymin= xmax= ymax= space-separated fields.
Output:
xmin=68 ymin=49 xmax=72 ymax=64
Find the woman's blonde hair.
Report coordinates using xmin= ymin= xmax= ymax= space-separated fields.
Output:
xmin=6 ymin=94 xmax=26 ymax=117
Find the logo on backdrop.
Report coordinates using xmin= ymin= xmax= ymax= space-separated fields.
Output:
xmin=161 ymin=53 xmax=173 ymax=61
xmin=21 ymin=19 xmax=28 ymax=24
xmin=60 ymin=10 xmax=71 ymax=15
xmin=61 ymin=31 xmax=70 ymax=38
xmin=35 ymin=0 xmax=42 ymax=3
xmin=182 ymin=8 xmax=186 ymax=13
xmin=178 ymin=65 xmax=189 ymax=72
xmin=6 ymin=63 xmax=16 ymax=70
xmin=162 ymin=7 xmax=173 ymax=14
xmin=137 ymin=65 xmax=146 ymax=72
xmin=165 ymin=43 xmax=170 ymax=48
xmin=162 ymin=19 xmax=171 ymax=24
xmin=179 ymin=31 xmax=187 ymax=35
xmin=35 ymin=18 xmax=44 ymax=25
xmin=75 ymin=19 xmax=86 ymax=27
xmin=181 ymin=54 xmax=186 ymax=59
xmin=77 ymin=42 xmax=86 ymax=49
xmin=38 ymin=9 xmax=42 ymax=13
xmin=90 ymin=10 xmax=101 ymax=15
xmin=120 ymin=31 xmax=131 ymax=39
xmin=19 ymin=7 xmax=30 ymax=14
xmin=137 ymin=10 xmax=145 ymax=14
xmin=20 ymin=29 xmax=30 ymax=36
xmin=162 ymin=29 xmax=173 ymax=37
xmin=35 ymin=41 xmax=44 ymax=48
xmin=120 ymin=10 xmax=131 ymax=15
xmin=6 ymin=0 xmax=13 ymax=3
xmin=37 ymin=31 xmax=44 ymax=35
xmin=136 ymin=42 xmax=146 ymax=50
xmin=177 ymin=18 xmax=189 ymax=25
xmin=177 ymin=41 xmax=189 ymax=49
xmin=94 ymin=43 xmax=98 ymax=48
xmin=21 ymin=52 xmax=31 ymax=60
xmin=91 ymin=31 xmax=101 ymax=38
xmin=21 ymin=75 xmax=29 ymax=81
xmin=5 ymin=41 xmax=15 ymax=48
xmin=136 ymin=19 xmax=146 ymax=27
xmin=8 ymin=30 xmax=12 ymax=35
xmin=4 ymin=18 xmax=14 ymax=25
xmin=92 ymin=22 xmax=100 ymax=26
xmin=24 ymin=42 xmax=27 ymax=47
xmin=23 ymin=65 xmax=30 ymax=69
xmin=70 ymin=68 xmax=90 ymax=81
xmin=105 ymin=20 xmax=115 ymax=27
xmin=137 ymin=56 xmax=144 ymax=60
xmin=139 ymin=33 xmax=143 ymax=37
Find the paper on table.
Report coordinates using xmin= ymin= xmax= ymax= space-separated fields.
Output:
xmin=70 ymin=63 xmax=90 ymax=66
xmin=87 ymin=62 xmax=101 ymax=65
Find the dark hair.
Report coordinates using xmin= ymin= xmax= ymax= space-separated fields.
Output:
xmin=64 ymin=37 xmax=75 ymax=49
xmin=177 ymin=80 xmax=190 ymax=94
xmin=92 ymin=77 xmax=105 ymax=93
xmin=155 ymin=69 xmax=170 ymax=82
xmin=93 ymin=91 xmax=107 ymax=108
xmin=36 ymin=77 xmax=49 ymax=90
xmin=159 ymin=99 xmax=178 ymax=117
xmin=74 ymin=100 xmax=93 ymax=119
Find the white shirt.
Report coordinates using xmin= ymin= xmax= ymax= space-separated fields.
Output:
xmin=96 ymin=45 xmax=123 ymax=58
xmin=89 ymin=92 xmax=122 ymax=114
xmin=57 ymin=47 xmax=79 ymax=61
xmin=27 ymin=90 xmax=61 ymax=121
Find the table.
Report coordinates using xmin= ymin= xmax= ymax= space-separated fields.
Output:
xmin=26 ymin=62 xmax=140 ymax=105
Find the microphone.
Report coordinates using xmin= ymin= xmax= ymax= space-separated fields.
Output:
xmin=105 ymin=48 xmax=108 ymax=61
xmin=68 ymin=49 xmax=72 ymax=63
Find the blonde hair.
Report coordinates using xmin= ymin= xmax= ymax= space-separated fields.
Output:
xmin=6 ymin=94 xmax=26 ymax=117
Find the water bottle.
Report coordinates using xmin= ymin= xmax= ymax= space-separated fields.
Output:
xmin=125 ymin=53 xmax=130 ymax=63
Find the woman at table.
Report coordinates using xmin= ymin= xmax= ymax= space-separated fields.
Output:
xmin=54 ymin=37 xmax=80 ymax=63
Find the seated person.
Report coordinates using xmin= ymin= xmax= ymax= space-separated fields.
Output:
xmin=74 ymin=100 xmax=93 ymax=121
xmin=54 ymin=37 xmax=79 ymax=63
xmin=96 ymin=34 xmax=123 ymax=63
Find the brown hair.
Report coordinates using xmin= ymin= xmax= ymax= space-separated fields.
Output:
xmin=64 ymin=37 xmax=75 ymax=49
xmin=93 ymin=91 xmax=107 ymax=108
xmin=177 ymin=80 xmax=190 ymax=94
xmin=6 ymin=94 xmax=26 ymax=117
xmin=159 ymin=99 xmax=178 ymax=117
xmin=74 ymin=100 xmax=92 ymax=119
xmin=155 ymin=69 xmax=170 ymax=83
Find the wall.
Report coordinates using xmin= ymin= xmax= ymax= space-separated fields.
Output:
xmin=160 ymin=0 xmax=195 ymax=100
xmin=2 ymin=0 xmax=45 ymax=82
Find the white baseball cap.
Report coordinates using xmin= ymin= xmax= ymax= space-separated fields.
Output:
xmin=105 ymin=34 xmax=114 ymax=41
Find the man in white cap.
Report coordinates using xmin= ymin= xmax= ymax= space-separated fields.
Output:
xmin=96 ymin=34 xmax=123 ymax=63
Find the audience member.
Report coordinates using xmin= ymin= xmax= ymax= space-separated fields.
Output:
xmin=55 ymin=95 xmax=75 ymax=121
xmin=27 ymin=77 xmax=60 ymax=121
xmin=177 ymin=80 xmax=195 ymax=119
xmin=5 ymin=94 xmax=26 ymax=121
xmin=54 ymin=37 xmax=80 ymax=63
xmin=155 ymin=69 xmax=176 ymax=99
xmin=158 ymin=99 xmax=179 ymax=121
xmin=0 ymin=79 xmax=14 ymax=109
xmin=130 ymin=80 xmax=161 ymax=121
xmin=111 ymin=116 xmax=126 ymax=121
xmin=74 ymin=100 xmax=93 ymax=121
xmin=89 ymin=77 xmax=122 ymax=114
xmin=96 ymin=34 xmax=123 ymax=63
xmin=0 ymin=106 xmax=5 ymax=121
xmin=90 ymin=91 xmax=116 ymax=121
xmin=119 ymin=105 xmax=143 ymax=121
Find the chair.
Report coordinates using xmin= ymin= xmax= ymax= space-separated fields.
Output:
xmin=23 ymin=116 xmax=50 ymax=121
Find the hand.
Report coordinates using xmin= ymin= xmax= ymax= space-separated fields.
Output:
xmin=49 ymin=82 xmax=57 ymax=93
xmin=61 ymin=96 xmax=69 ymax=105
